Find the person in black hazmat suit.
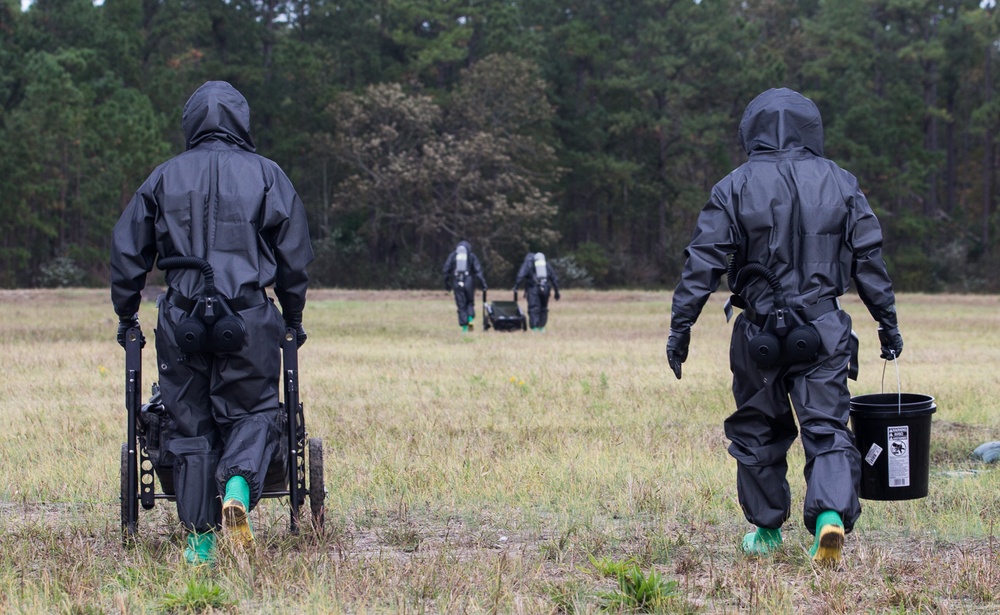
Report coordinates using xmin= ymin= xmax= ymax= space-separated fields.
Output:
xmin=110 ymin=81 xmax=314 ymax=566
xmin=513 ymin=252 xmax=560 ymax=331
xmin=666 ymin=88 xmax=903 ymax=564
xmin=442 ymin=241 xmax=488 ymax=332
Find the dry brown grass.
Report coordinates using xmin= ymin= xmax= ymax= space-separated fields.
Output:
xmin=0 ymin=288 xmax=999 ymax=613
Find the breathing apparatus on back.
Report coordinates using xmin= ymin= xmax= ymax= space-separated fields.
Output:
xmin=533 ymin=252 xmax=550 ymax=293
xmin=727 ymin=257 xmax=821 ymax=368
xmin=158 ymin=256 xmax=247 ymax=354
xmin=454 ymin=245 xmax=469 ymax=288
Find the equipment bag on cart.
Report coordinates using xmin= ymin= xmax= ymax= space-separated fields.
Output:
xmin=483 ymin=290 xmax=527 ymax=332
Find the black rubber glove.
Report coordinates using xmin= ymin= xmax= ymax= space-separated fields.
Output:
xmin=482 ymin=284 xmax=488 ymax=292
xmin=285 ymin=313 xmax=308 ymax=348
xmin=667 ymin=311 xmax=695 ymax=380
xmin=117 ymin=315 xmax=145 ymax=349
xmin=878 ymin=326 xmax=903 ymax=360
xmin=444 ymin=278 xmax=452 ymax=292
xmin=294 ymin=324 xmax=308 ymax=348
xmin=666 ymin=329 xmax=690 ymax=380
xmin=554 ymin=290 xmax=561 ymax=301
xmin=874 ymin=304 xmax=902 ymax=360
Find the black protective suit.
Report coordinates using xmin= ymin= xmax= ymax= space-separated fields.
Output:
xmin=110 ymin=81 xmax=314 ymax=533
xmin=667 ymin=88 xmax=901 ymax=535
xmin=442 ymin=241 xmax=488 ymax=327
xmin=513 ymin=252 xmax=560 ymax=330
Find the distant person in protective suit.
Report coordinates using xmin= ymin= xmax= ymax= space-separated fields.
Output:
xmin=442 ymin=241 xmax=488 ymax=332
xmin=513 ymin=252 xmax=560 ymax=331
xmin=110 ymin=81 xmax=313 ymax=566
xmin=666 ymin=88 xmax=902 ymax=565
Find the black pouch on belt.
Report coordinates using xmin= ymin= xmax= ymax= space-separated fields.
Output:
xmin=748 ymin=306 xmax=821 ymax=368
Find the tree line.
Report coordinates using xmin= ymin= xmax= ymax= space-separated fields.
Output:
xmin=2 ymin=0 xmax=999 ymax=291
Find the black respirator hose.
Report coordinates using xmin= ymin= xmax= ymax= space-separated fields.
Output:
xmin=157 ymin=256 xmax=216 ymax=296
xmin=729 ymin=260 xmax=785 ymax=309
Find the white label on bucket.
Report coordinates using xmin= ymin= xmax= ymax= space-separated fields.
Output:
xmin=864 ymin=442 xmax=883 ymax=466
xmin=887 ymin=425 xmax=911 ymax=487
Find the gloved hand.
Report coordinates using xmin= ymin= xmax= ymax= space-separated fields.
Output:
xmin=667 ymin=311 xmax=695 ymax=380
xmin=444 ymin=279 xmax=452 ymax=292
xmin=117 ymin=315 xmax=146 ymax=349
xmin=554 ymin=290 xmax=561 ymax=301
xmin=482 ymin=284 xmax=488 ymax=292
xmin=878 ymin=326 xmax=903 ymax=360
xmin=285 ymin=314 xmax=308 ymax=348
xmin=666 ymin=329 xmax=690 ymax=379
xmin=293 ymin=324 xmax=308 ymax=348
xmin=874 ymin=304 xmax=902 ymax=360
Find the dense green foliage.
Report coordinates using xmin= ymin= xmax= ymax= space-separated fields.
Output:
xmin=3 ymin=0 xmax=1000 ymax=290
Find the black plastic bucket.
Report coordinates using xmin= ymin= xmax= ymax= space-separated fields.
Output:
xmin=849 ymin=392 xmax=936 ymax=501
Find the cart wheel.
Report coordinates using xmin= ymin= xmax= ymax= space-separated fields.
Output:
xmin=308 ymin=437 xmax=325 ymax=530
xmin=120 ymin=443 xmax=136 ymax=546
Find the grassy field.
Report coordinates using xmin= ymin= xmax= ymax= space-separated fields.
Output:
xmin=1 ymin=288 xmax=999 ymax=614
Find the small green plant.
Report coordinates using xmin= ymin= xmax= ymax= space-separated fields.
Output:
xmin=587 ymin=554 xmax=639 ymax=578
xmin=159 ymin=578 xmax=234 ymax=613
xmin=598 ymin=564 xmax=679 ymax=612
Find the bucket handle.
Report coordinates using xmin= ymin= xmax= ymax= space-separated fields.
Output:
xmin=880 ymin=350 xmax=901 ymax=415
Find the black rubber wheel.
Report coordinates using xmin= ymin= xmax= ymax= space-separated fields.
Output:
xmin=307 ymin=437 xmax=326 ymax=530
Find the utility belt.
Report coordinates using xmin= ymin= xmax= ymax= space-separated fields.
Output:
xmin=731 ymin=295 xmax=840 ymax=368
xmin=735 ymin=296 xmax=840 ymax=329
xmin=165 ymin=288 xmax=266 ymax=354
xmin=166 ymin=288 xmax=268 ymax=313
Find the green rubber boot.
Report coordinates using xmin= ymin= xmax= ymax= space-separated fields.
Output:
xmin=183 ymin=531 xmax=216 ymax=566
xmin=810 ymin=510 xmax=845 ymax=565
xmin=461 ymin=325 xmax=469 ymax=333
xmin=467 ymin=315 xmax=475 ymax=331
xmin=741 ymin=527 xmax=783 ymax=556
xmin=222 ymin=476 xmax=254 ymax=548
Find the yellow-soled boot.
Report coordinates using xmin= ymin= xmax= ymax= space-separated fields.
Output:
xmin=810 ymin=510 xmax=845 ymax=565
xmin=222 ymin=476 xmax=254 ymax=548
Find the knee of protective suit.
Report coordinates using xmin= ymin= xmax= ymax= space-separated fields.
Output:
xmin=169 ymin=436 xmax=222 ymax=532
xmin=727 ymin=437 xmax=796 ymax=468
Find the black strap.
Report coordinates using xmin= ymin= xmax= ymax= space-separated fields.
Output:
xmin=742 ymin=298 xmax=840 ymax=328
xmin=165 ymin=288 xmax=196 ymax=312
xmin=228 ymin=291 xmax=268 ymax=311
xmin=800 ymin=298 xmax=841 ymax=321
xmin=166 ymin=288 xmax=267 ymax=313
